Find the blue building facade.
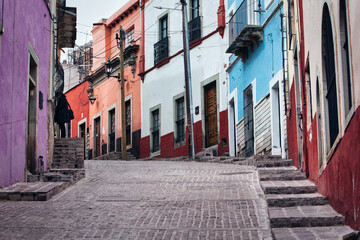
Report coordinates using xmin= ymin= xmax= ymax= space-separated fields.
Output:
xmin=226 ymin=0 xmax=287 ymax=158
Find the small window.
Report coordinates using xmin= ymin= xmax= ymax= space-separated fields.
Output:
xmin=152 ymin=109 xmax=160 ymax=152
xmin=322 ymin=4 xmax=339 ymax=149
xmin=175 ymin=97 xmax=185 ymax=143
xmin=159 ymin=15 xmax=168 ymax=40
xmin=125 ymin=28 xmax=135 ymax=48
xmin=340 ymin=0 xmax=353 ymax=117
xmin=125 ymin=100 xmax=131 ymax=146
xmin=190 ymin=0 xmax=200 ymax=20
xmin=108 ymin=109 xmax=116 ymax=152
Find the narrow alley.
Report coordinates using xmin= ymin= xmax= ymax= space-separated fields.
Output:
xmin=0 ymin=160 xmax=271 ymax=239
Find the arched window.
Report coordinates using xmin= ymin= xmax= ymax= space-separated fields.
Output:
xmin=340 ymin=0 xmax=353 ymax=117
xmin=322 ymin=4 xmax=339 ymax=149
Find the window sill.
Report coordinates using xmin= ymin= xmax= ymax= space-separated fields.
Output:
xmin=174 ymin=140 xmax=186 ymax=149
xmin=150 ymin=150 xmax=160 ymax=157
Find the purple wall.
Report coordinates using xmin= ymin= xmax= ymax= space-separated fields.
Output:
xmin=0 ymin=0 xmax=51 ymax=187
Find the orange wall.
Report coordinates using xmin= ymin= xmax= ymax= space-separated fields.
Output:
xmin=88 ymin=0 xmax=141 ymax=153
xmin=65 ymin=81 xmax=90 ymax=138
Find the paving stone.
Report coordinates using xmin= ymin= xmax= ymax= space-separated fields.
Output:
xmin=0 ymin=161 xmax=272 ymax=240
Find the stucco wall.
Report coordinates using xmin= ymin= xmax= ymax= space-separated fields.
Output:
xmin=228 ymin=7 xmax=283 ymax=121
xmin=298 ymin=0 xmax=360 ymax=229
xmin=141 ymin=0 xmax=228 ymax=156
xmin=0 ymin=0 xmax=50 ymax=187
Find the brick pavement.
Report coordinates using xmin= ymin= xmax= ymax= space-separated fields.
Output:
xmin=0 ymin=160 xmax=272 ymax=240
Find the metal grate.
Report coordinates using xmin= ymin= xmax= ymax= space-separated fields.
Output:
xmin=154 ymin=37 xmax=169 ymax=65
xmin=188 ymin=16 xmax=201 ymax=43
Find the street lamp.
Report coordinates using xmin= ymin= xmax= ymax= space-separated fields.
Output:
xmin=105 ymin=59 xmax=125 ymax=82
xmin=87 ymin=85 xmax=96 ymax=104
xmin=104 ymin=26 xmax=127 ymax=160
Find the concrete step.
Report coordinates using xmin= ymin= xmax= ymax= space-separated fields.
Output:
xmin=268 ymin=205 xmax=345 ymax=228
xmin=258 ymin=166 xmax=298 ymax=174
xmin=266 ymin=193 xmax=328 ymax=207
xmin=272 ymin=226 xmax=358 ymax=240
xmin=261 ymin=180 xmax=318 ymax=194
xmin=256 ymin=159 xmax=293 ymax=168
xmin=260 ymin=169 xmax=306 ymax=181
xmin=0 ymin=182 xmax=68 ymax=201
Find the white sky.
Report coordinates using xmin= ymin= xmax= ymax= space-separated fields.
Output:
xmin=62 ymin=0 xmax=128 ymax=62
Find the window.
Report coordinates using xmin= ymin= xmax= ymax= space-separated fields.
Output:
xmin=154 ymin=15 xmax=169 ymax=65
xmin=175 ymin=97 xmax=185 ymax=143
xmin=190 ymin=0 xmax=200 ymax=20
xmin=159 ymin=15 xmax=168 ymax=40
xmin=125 ymin=100 xmax=131 ymax=146
xmin=125 ymin=28 xmax=135 ymax=48
xmin=152 ymin=109 xmax=160 ymax=153
xmin=189 ymin=0 xmax=201 ymax=42
xmin=108 ymin=109 xmax=115 ymax=152
xmin=322 ymin=4 xmax=339 ymax=149
xmin=340 ymin=0 xmax=353 ymax=117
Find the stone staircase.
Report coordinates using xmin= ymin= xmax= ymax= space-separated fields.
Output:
xmin=53 ymin=138 xmax=85 ymax=169
xmin=257 ymin=157 xmax=358 ymax=239
xmin=92 ymin=151 xmax=136 ymax=160
xmin=0 ymin=138 xmax=86 ymax=201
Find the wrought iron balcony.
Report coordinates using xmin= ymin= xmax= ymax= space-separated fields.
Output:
xmin=154 ymin=36 xmax=169 ymax=65
xmin=188 ymin=16 xmax=201 ymax=43
xmin=226 ymin=0 xmax=263 ymax=61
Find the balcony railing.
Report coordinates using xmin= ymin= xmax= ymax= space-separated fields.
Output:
xmin=188 ymin=16 xmax=201 ymax=43
xmin=154 ymin=36 xmax=169 ymax=65
xmin=226 ymin=0 xmax=263 ymax=60
xmin=229 ymin=0 xmax=248 ymax=45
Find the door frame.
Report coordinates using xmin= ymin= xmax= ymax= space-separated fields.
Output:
xmin=228 ymin=88 xmax=238 ymax=156
xmin=78 ymin=118 xmax=87 ymax=159
xmin=107 ymin=103 xmax=117 ymax=153
xmin=201 ymin=74 xmax=220 ymax=149
xmin=270 ymin=71 xmax=286 ymax=158
xmin=92 ymin=112 xmax=102 ymax=157
xmin=25 ymin=44 xmax=39 ymax=176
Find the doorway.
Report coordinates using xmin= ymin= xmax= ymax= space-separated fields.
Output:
xmin=294 ymin=54 xmax=304 ymax=168
xmin=229 ymin=99 xmax=237 ymax=156
xmin=271 ymin=82 xmax=282 ymax=155
xmin=94 ymin=117 xmax=101 ymax=157
xmin=204 ymin=82 xmax=218 ymax=147
xmin=26 ymin=55 xmax=38 ymax=174
xmin=244 ymin=85 xmax=254 ymax=157
xmin=79 ymin=122 xmax=86 ymax=159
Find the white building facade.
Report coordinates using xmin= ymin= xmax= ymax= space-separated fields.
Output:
xmin=139 ymin=0 xmax=229 ymax=158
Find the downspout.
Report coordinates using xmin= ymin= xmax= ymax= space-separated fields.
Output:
xmin=298 ymin=0 xmax=309 ymax=177
xmin=217 ymin=0 xmax=225 ymax=38
xmin=139 ymin=0 xmax=145 ymax=81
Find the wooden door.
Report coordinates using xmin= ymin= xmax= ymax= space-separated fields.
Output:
xmin=94 ymin=118 xmax=101 ymax=157
xmin=79 ymin=123 xmax=86 ymax=159
xmin=27 ymin=81 xmax=37 ymax=174
xmin=244 ymin=85 xmax=254 ymax=157
xmin=205 ymin=82 xmax=218 ymax=147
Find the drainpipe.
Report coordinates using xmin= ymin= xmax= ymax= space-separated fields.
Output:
xmin=139 ymin=0 xmax=145 ymax=81
xmin=217 ymin=0 xmax=226 ymax=38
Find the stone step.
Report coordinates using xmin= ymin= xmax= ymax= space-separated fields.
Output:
xmin=0 ymin=182 xmax=68 ymax=201
xmin=258 ymin=166 xmax=298 ymax=174
xmin=256 ymin=159 xmax=293 ymax=168
xmin=261 ymin=180 xmax=318 ymax=194
xmin=268 ymin=205 xmax=345 ymax=228
xmin=266 ymin=193 xmax=328 ymax=207
xmin=272 ymin=226 xmax=358 ymax=240
xmin=260 ymin=171 xmax=306 ymax=181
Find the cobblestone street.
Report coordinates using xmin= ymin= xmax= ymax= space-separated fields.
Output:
xmin=0 ymin=160 xmax=272 ymax=239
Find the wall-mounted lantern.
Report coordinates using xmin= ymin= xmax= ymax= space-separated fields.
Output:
xmin=87 ymin=85 xmax=96 ymax=104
